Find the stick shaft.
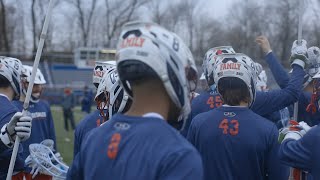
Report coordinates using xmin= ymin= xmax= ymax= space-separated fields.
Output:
xmin=6 ymin=0 xmax=54 ymax=179
xmin=297 ymin=0 xmax=303 ymax=44
xmin=291 ymin=2 xmax=304 ymax=179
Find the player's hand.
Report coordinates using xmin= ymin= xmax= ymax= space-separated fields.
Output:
xmin=256 ymin=36 xmax=272 ymax=54
xmin=0 ymin=112 xmax=32 ymax=147
xmin=280 ymin=120 xmax=310 ymax=142
xmin=290 ymin=40 xmax=308 ymax=69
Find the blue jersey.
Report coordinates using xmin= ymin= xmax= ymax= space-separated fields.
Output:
xmin=67 ymin=113 xmax=203 ymax=180
xmin=0 ymin=96 xmax=25 ymax=179
xmin=12 ymin=100 xmax=57 ymax=160
xmin=279 ymin=125 xmax=320 ymax=179
xmin=73 ymin=109 xmax=102 ymax=157
xmin=181 ymin=90 xmax=222 ymax=136
xmin=188 ymin=106 xmax=289 ymax=180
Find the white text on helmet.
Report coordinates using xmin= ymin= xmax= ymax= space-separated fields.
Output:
xmin=220 ymin=63 xmax=241 ymax=71
xmin=120 ymin=37 xmax=145 ymax=48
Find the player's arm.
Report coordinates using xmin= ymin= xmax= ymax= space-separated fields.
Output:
xmin=265 ymin=52 xmax=289 ymax=88
xmin=158 ymin=149 xmax=203 ymax=180
xmin=278 ymin=123 xmax=314 ymax=171
xmin=252 ymin=63 xmax=304 ymax=116
xmin=73 ymin=126 xmax=82 ymax=157
xmin=186 ymin=114 xmax=201 ymax=144
xmin=256 ymin=36 xmax=289 ymax=88
xmin=266 ymin=125 xmax=289 ymax=179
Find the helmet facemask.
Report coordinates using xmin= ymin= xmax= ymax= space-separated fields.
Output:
xmin=96 ymin=89 xmax=110 ymax=122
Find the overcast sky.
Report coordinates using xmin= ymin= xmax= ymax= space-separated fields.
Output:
xmin=199 ymin=0 xmax=237 ymax=18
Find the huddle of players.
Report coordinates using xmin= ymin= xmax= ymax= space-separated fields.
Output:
xmin=1 ymin=21 xmax=318 ymax=179
xmin=66 ymin=22 xmax=320 ymax=180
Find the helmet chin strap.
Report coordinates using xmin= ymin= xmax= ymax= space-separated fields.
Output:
xmin=30 ymin=93 xmax=40 ymax=103
xmin=22 ymin=85 xmax=41 ymax=103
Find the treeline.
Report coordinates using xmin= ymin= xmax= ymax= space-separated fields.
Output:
xmin=0 ymin=0 xmax=319 ymax=66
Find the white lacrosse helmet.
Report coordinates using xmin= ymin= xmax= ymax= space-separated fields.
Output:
xmin=0 ymin=56 xmax=22 ymax=100
xmin=200 ymin=73 xmax=206 ymax=80
xmin=214 ymin=53 xmax=257 ymax=107
xmin=203 ymin=46 xmax=236 ymax=85
xmin=93 ymin=61 xmax=116 ymax=88
xmin=95 ymin=69 xmax=130 ymax=121
xmin=116 ymin=21 xmax=197 ymax=121
xmin=21 ymin=65 xmax=46 ymax=84
xmin=254 ymin=62 xmax=263 ymax=76
xmin=307 ymin=46 xmax=320 ymax=76
xmin=21 ymin=65 xmax=46 ymax=103
xmin=256 ymin=70 xmax=268 ymax=91
xmin=26 ymin=144 xmax=68 ymax=179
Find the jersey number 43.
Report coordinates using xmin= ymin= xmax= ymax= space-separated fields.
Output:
xmin=219 ymin=119 xmax=239 ymax=136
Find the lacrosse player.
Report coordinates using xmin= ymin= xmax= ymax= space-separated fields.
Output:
xmin=12 ymin=65 xmax=60 ymax=179
xmin=0 ymin=57 xmax=32 ymax=179
xmin=72 ymin=61 xmax=116 ymax=157
xmin=188 ymin=53 xmax=292 ymax=179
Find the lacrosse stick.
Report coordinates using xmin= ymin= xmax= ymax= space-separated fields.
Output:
xmin=28 ymin=144 xmax=69 ymax=179
xmin=6 ymin=0 xmax=54 ymax=179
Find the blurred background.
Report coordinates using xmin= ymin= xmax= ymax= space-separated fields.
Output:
xmin=0 ymin=0 xmax=319 ymax=164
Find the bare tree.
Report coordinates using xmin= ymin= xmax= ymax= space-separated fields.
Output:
xmin=266 ymin=0 xmax=300 ymax=66
xmin=103 ymin=0 xmax=147 ymax=47
xmin=30 ymin=0 xmax=59 ymax=53
xmin=0 ymin=0 xmax=10 ymax=52
xmin=67 ymin=0 xmax=98 ymax=47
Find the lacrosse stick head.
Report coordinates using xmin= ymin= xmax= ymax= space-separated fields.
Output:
xmin=28 ymin=144 xmax=69 ymax=179
xmin=40 ymin=139 xmax=55 ymax=151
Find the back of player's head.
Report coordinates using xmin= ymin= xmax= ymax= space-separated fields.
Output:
xmin=0 ymin=56 xmax=22 ymax=100
xmin=218 ymin=77 xmax=251 ymax=106
xmin=95 ymin=68 xmax=131 ymax=121
xmin=116 ymin=21 xmax=197 ymax=120
xmin=214 ymin=53 xmax=257 ymax=107
xmin=203 ymin=46 xmax=235 ymax=87
xmin=93 ymin=61 xmax=116 ymax=88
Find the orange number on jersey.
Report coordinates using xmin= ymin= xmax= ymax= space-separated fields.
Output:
xmin=218 ymin=119 xmax=229 ymax=134
xmin=207 ymin=97 xmax=215 ymax=108
xmin=215 ymin=96 xmax=223 ymax=107
xmin=107 ymin=133 xmax=121 ymax=159
xmin=230 ymin=120 xmax=239 ymax=136
xmin=219 ymin=119 xmax=239 ymax=136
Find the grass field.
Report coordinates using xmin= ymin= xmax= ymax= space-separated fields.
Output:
xmin=51 ymin=105 xmax=87 ymax=165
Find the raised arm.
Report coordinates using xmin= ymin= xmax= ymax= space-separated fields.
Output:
xmin=256 ymin=36 xmax=290 ymax=88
